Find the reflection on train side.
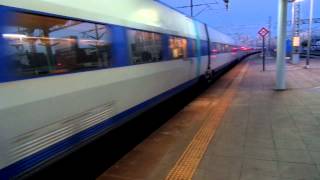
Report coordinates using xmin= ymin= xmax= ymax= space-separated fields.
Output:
xmin=2 ymin=12 xmax=112 ymax=77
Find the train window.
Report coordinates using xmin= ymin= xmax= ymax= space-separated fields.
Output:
xmin=2 ymin=11 xmax=112 ymax=78
xmin=128 ymin=30 xmax=163 ymax=64
xmin=188 ymin=39 xmax=196 ymax=57
xmin=217 ymin=43 xmax=224 ymax=53
xmin=201 ymin=40 xmax=208 ymax=56
xmin=225 ymin=44 xmax=230 ymax=52
xmin=169 ymin=36 xmax=187 ymax=59
xmin=211 ymin=42 xmax=219 ymax=54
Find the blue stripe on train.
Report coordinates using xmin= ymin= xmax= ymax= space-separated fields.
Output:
xmin=0 ymin=78 xmax=199 ymax=180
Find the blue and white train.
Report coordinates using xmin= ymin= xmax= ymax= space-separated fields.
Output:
xmin=0 ymin=0 xmax=254 ymax=179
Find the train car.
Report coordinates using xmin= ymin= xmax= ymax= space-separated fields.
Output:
xmin=0 ymin=0 xmax=253 ymax=178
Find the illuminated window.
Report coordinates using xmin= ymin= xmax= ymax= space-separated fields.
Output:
xmin=2 ymin=11 xmax=112 ymax=78
xmin=128 ymin=30 xmax=163 ymax=64
xmin=169 ymin=37 xmax=187 ymax=59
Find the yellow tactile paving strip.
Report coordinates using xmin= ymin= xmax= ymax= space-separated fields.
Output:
xmin=165 ymin=62 xmax=249 ymax=180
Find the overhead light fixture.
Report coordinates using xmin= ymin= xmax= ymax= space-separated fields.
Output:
xmin=2 ymin=34 xmax=27 ymax=39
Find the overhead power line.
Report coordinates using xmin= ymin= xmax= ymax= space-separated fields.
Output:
xmin=175 ymin=0 xmax=228 ymax=17
xmin=176 ymin=3 xmax=217 ymax=9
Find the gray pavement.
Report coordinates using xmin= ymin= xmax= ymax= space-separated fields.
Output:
xmin=194 ymin=57 xmax=320 ymax=180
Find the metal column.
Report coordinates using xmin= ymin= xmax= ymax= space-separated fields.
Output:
xmin=268 ymin=16 xmax=272 ymax=56
xmin=306 ymin=0 xmax=314 ymax=68
xmin=275 ymin=0 xmax=288 ymax=90
xmin=291 ymin=2 xmax=301 ymax=64
xmin=263 ymin=36 xmax=266 ymax=71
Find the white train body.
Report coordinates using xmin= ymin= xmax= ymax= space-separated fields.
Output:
xmin=0 ymin=0 xmax=253 ymax=178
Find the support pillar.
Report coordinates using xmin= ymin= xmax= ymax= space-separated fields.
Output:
xmin=275 ymin=0 xmax=288 ymax=90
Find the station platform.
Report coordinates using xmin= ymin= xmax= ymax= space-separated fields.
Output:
xmin=97 ymin=55 xmax=320 ymax=180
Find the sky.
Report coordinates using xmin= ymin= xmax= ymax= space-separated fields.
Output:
xmin=158 ymin=0 xmax=320 ymax=43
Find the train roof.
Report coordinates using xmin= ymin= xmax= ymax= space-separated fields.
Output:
xmin=0 ymin=0 xmax=236 ymax=45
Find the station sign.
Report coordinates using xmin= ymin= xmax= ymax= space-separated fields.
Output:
xmin=258 ymin=27 xmax=269 ymax=72
xmin=258 ymin=27 xmax=269 ymax=37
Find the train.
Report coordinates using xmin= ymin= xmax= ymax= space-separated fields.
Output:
xmin=0 ymin=0 xmax=254 ymax=179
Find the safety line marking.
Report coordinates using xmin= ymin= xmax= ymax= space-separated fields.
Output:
xmin=165 ymin=62 xmax=249 ymax=180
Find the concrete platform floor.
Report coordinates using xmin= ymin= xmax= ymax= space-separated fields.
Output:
xmin=97 ymin=56 xmax=320 ymax=180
